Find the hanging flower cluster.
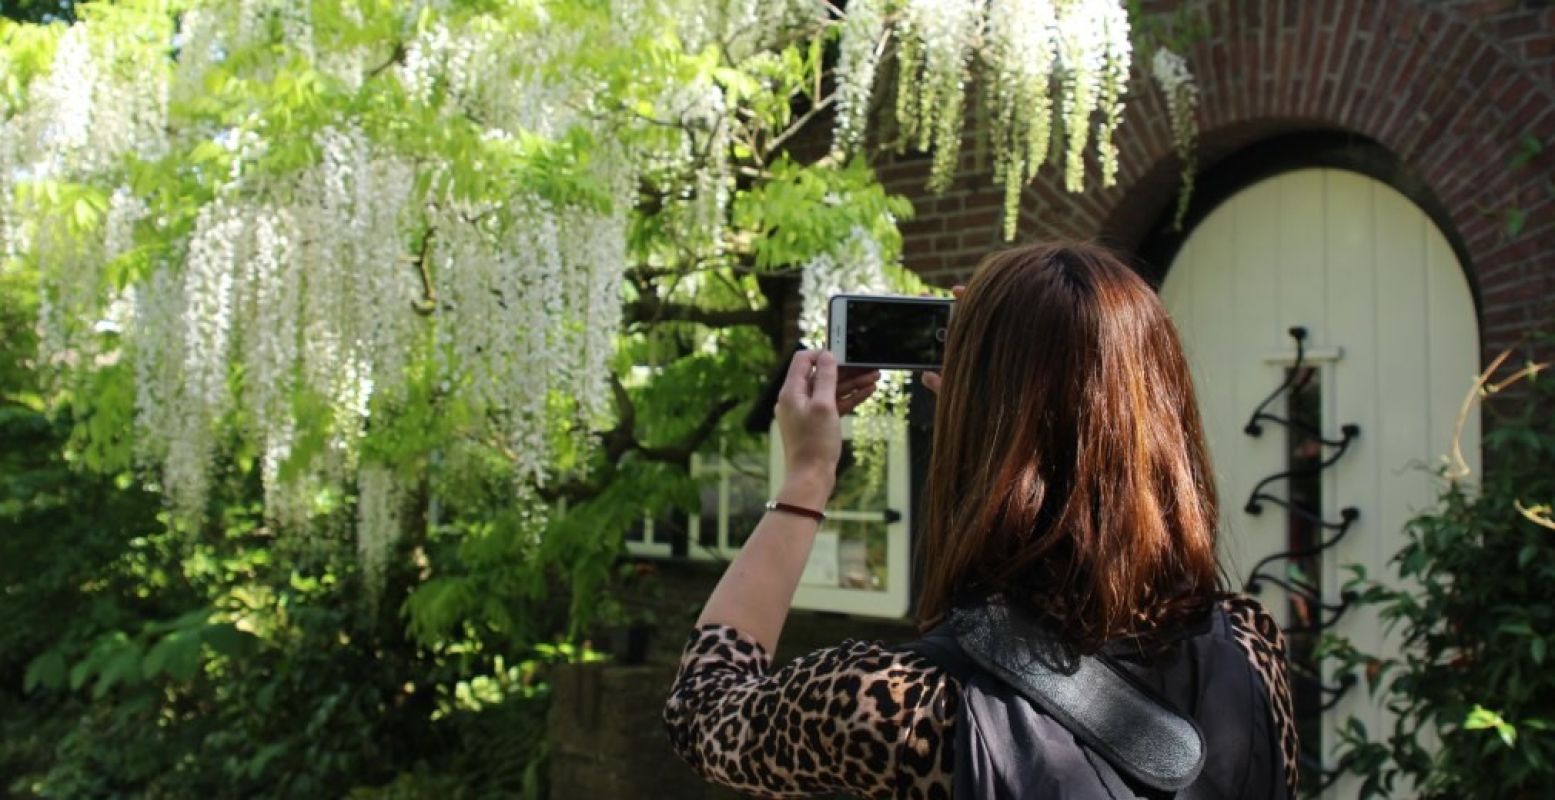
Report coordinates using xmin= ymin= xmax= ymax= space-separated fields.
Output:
xmin=831 ymin=0 xmax=887 ymax=158
xmin=5 ymin=0 xmax=1170 ymax=599
xmin=674 ymin=0 xmax=820 ymax=61
xmin=5 ymin=2 xmax=641 ymax=588
xmin=798 ymin=226 xmax=919 ymax=482
xmin=1151 ymin=46 xmax=1200 ymax=230
xmin=834 ymin=0 xmax=1136 ymax=239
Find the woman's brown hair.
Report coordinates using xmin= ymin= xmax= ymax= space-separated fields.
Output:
xmin=916 ymin=241 xmax=1221 ymax=652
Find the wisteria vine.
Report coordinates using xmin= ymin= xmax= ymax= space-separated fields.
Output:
xmin=3 ymin=0 xmax=1187 ymax=596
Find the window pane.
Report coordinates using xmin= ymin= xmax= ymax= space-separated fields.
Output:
xmin=1285 ymin=365 xmax=1323 ymax=786
xmin=696 ymin=477 xmax=719 ymax=550
xmin=801 ymin=518 xmax=889 ymax=592
xmin=725 ymin=452 xmax=768 ymax=549
xmin=830 ymin=440 xmax=886 ymax=511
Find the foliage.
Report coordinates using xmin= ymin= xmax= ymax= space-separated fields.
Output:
xmin=1325 ymin=347 xmax=1555 ymax=798
xmin=1129 ymin=0 xmax=1203 ymax=230
xmin=0 ymin=0 xmax=73 ymax=23
xmin=1 ymin=0 xmax=1175 ymax=642
xmin=1 ymin=1 xmax=1187 ymax=795
xmin=3 ymin=271 xmax=559 ymax=797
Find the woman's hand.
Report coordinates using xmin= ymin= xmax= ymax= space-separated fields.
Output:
xmin=836 ymin=365 xmax=881 ymax=415
xmin=920 ymin=284 xmax=965 ymax=395
xmin=696 ymin=349 xmax=858 ymax=651
xmin=774 ymin=350 xmax=850 ymax=508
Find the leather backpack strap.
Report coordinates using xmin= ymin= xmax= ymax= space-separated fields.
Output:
xmin=950 ymin=603 xmax=1208 ymax=793
xmin=901 ymin=622 xmax=979 ymax=683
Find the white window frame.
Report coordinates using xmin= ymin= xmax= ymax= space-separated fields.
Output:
xmin=775 ymin=417 xmax=913 ymax=618
xmin=623 ymin=418 xmax=913 ymax=619
xmin=622 ymin=448 xmax=766 ymax=561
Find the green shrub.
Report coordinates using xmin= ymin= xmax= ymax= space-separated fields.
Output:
xmin=3 ymin=268 xmax=555 ymax=799
xmin=1328 ymin=348 xmax=1555 ymax=798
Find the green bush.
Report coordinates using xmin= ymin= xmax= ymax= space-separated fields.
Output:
xmin=3 ymin=269 xmax=556 ymax=799
xmin=1328 ymin=349 xmax=1555 ymax=798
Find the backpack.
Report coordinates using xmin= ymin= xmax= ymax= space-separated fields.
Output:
xmin=903 ymin=602 xmax=1286 ymax=800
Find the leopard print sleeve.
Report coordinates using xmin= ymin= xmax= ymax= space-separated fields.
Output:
xmin=1221 ymin=594 xmax=1300 ymax=799
xmin=663 ymin=624 xmax=957 ymax=800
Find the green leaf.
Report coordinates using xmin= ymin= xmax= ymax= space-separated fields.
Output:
xmin=1506 ymin=207 xmax=1528 ymax=238
xmin=200 ymin=622 xmax=251 ymax=657
xmin=93 ymin=644 xmax=144 ymax=698
xmin=248 ymin=742 xmax=288 ymax=779
xmin=1510 ymin=133 xmax=1543 ymax=169
xmin=141 ymin=628 xmax=203 ymax=681
xmin=1465 ymin=704 xmax=1518 ymax=748
xmin=163 ymin=634 xmax=204 ymax=682
xmin=1532 ymin=637 xmax=1547 ymax=666
xmin=68 ymin=657 xmax=94 ymax=692
xmin=1498 ymin=620 xmax=1535 ymax=637
xmin=23 ymin=650 xmax=66 ymax=692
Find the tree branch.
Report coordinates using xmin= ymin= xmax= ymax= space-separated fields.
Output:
xmin=638 ymin=396 xmax=743 ymax=464
xmin=367 ymin=42 xmax=408 ymax=79
xmin=409 ymin=228 xmax=438 ymax=315
xmin=764 ymin=94 xmax=836 ymax=159
xmin=624 ymin=295 xmax=770 ymax=329
xmin=534 ymin=379 xmax=745 ymax=504
xmin=602 ymin=375 xmax=637 ymax=461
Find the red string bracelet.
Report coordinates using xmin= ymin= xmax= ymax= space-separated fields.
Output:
xmin=764 ymin=499 xmax=827 ymax=523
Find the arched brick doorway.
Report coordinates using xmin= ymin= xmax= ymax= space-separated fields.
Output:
xmin=892 ymin=0 xmax=1555 ymax=368
xmin=883 ymin=3 xmax=1553 ymax=794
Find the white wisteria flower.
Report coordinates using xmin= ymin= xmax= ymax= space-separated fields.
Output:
xmin=7 ymin=0 xmax=1170 ymax=600
xmin=1152 ymin=46 xmax=1200 ymax=228
xmin=839 ymin=0 xmax=1137 ymax=236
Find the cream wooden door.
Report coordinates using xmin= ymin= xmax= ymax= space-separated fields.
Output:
xmin=1161 ymin=168 xmax=1480 ymax=795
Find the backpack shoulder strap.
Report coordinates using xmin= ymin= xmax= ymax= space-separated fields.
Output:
xmin=952 ymin=604 xmax=1207 ymax=793
xmin=901 ymin=622 xmax=978 ymax=683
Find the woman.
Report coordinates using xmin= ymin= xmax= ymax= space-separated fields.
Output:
xmin=663 ymin=242 xmax=1296 ymax=799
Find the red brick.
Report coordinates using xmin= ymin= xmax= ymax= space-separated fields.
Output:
xmin=898 ymin=217 xmax=944 ymax=237
xmin=1275 ymin=4 xmax=1298 ymax=117
xmin=1461 ymin=42 xmax=1500 ymax=91
xmin=1200 ymin=36 xmax=1227 ymax=131
xmin=1505 ymin=86 xmax=1553 ymax=131
xmin=961 ymin=190 xmax=1004 ymax=213
xmin=1523 ymin=35 xmax=1555 ymax=60
xmin=924 ymin=195 xmax=965 ymax=215
xmin=1304 ymin=23 xmax=1333 ymax=117
xmin=1461 ymin=0 xmax=1520 ymax=15
xmin=1141 ymin=80 xmax=1179 ymax=165
xmin=1479 ymin=256 xmax=1528 ymax=285
xmin=1221 ymin=1 xmax=1246 ymax=123
xmin=928 ymin=0 xmax=1555 ymax=356
xmin=941 ymin=210 xmax=1000 ymax=233
xmin=1121 ymin=87 xmax=1166 ymax=170
xmin=1256 ymin=0 xmax=1275 ymax=118
xmin=1289 ymin=0 xmax=1319 ymax=113
xmin=1375 ymin=33 xmax=1442 ymax=143
xmin=1411 ymin=68 xmax=1492 ymax=172
xmin=1318 ymin=0 xmax=1362 ymax=115
xmin=1360 ymin=26 xmax=1411 ymax=135
xmin=1333 ymin=35 xmax=1373 ymax=124
xmin=1495 ymin=12 xmax=1542 ymax=42
xmin=1114 ymin=103 xmax=1152 ymax=185
xmin=1479 ymin=233 xmax=1543 ymax=266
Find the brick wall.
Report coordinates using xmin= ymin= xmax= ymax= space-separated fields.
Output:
xmin=883 ymin=0 xmax=1555 ymax=367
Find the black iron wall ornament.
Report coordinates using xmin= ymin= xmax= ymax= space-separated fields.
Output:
xmin=1240 ymin=326 xmax=1362 ymax=792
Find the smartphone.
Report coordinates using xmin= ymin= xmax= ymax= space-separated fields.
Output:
xmin=827 ymin=294 xmax=953 ymax=369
